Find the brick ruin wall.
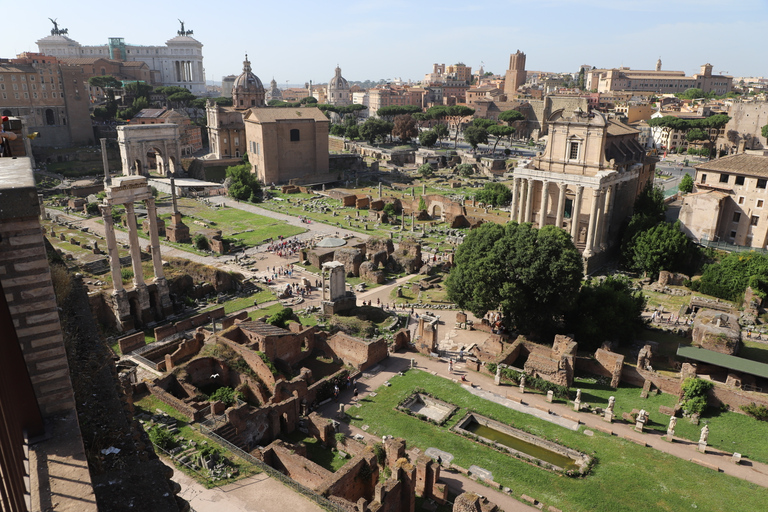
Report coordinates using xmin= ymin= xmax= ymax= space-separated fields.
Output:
xmin=154 ymin=306 xmax=225 ymax=341
xmin=321 ymin=333 xmax=388 ymax=371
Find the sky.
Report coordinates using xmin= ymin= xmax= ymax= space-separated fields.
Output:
xmin=3 ymin=0 xmax=767 ymax=88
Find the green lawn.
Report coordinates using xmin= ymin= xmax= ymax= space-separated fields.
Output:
xmin=348 ymin=370 xmax=768 ymax=512
xmin=203 ymin=289 xmax=276 ymax=315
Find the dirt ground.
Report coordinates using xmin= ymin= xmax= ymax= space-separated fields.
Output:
xmin=167 ymin=458 xmax=326 ymax=512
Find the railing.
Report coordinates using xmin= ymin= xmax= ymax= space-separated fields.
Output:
xmin=197 ymin=423 xmax=343 ymax=512
xmin=698 ymin=236 xmax=768 ymax=255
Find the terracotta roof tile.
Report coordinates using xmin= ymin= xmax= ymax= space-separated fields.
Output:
xmin=695 ymin=154 xmax=768 ymax=177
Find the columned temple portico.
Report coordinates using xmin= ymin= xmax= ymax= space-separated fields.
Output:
xmin=508 ymin=109 xmax=655 ymax=269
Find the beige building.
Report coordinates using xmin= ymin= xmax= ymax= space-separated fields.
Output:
xmin=510 ymin=109 xmax=655 ymax=268
xmin=680 ymin=153 xmax=768 ymax=248
xmin=0 ymin=53 xmax=92 ymax=147
xmin=244 ymin=107 xmax=329 ymax=185
xmin=327 ymin=66 xmax=351 ymax=106
xmin=588 ymin=63 xmax=732 ymax=96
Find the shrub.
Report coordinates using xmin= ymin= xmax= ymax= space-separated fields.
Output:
xmin=741 ymin=403 xmax=768 ymax=421
xmin=85 ymin=202 xmax=100 ymax=215
xmin=335 ymin=432 xmax=346 ymax=445
xmin=418 ymin=163 xmax=434 ymax=177
xmin=208 ymin=386 xmax=242 ymax=407
xmin=266 ymin=306 xmax=294 ymax=328
xmin=383 ymin=203 xmax=396 ymax=216
xmin=681 ymin=377 xmax=713 ymax=415
xmin=120 ymin=268 xmax=134 ymax=282
xmin=148 ymin=426 xmax=175 ymax=450
xmin=194 ymin=233 xmax=210 ymax=251
xmin=256 ymin=351 xmax=279 ymax=377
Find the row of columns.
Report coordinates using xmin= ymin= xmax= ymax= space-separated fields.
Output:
xmin=175 ymin=60 xmax=196 ymax=83
xmin=509 ymin=177 xmax=618 ymax=257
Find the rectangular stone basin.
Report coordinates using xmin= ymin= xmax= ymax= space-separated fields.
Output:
xmin=453 ymin=412 xmax=590 ymax=474
xmin=399 ymin=393 xmax=457 ymax=424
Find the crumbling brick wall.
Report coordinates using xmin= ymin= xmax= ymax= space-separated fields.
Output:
xmin=322 ymin=333 xmax=388 ymax=371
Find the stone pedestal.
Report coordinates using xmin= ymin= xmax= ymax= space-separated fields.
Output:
xmin=494 ymin=367 xmax=501 ymax=386
xmin=603 ymin=411 xmax=613 ymax=423
xmin=698 ymin=442 xmax=707 ymax=454
xmin=573 ymin=399 xmax=581 ymax=412
xmin=732 ymin=452 xmax=742 ymax=464
xmin=154 ymin=276 xmax=174 ymax=316
xmin=112 ymin=289 xmax=133 ymax=332
xmin=634 ymin=421 xmax=644 ymax=433
xmin=665 ymin=434 xmax=674 ymax=442
xmin=546 ymin=390 xmax=554 ymax=403
xmin=519 ymin=383 xmax=525 ymax=394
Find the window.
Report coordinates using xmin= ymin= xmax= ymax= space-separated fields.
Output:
xmin=738 ymin=196 xmax=745 ymax=205
xmin=752 ymin=215 xmax=759 ymax=226
xmin=234 ymin=137 xmax=239 ymax=146
xmin=733 ymin=212 xmax=741 ymax=223
xmin=45 ymin=108 xmax=55 ymax=125
xmin=701 ymin=174 xmax=707 ymax=184
xmin=256 ymin=142 xmax=260 ymax=155
xmin=290 ymin=129 xmax=300 ymax=142
xmin=730 ymin=230 xmax=737 ymax=239
xmin=758 ymin=199 xmax=764 ymax=208
xmin=758 ymin=179 xmax=767 ymax=189
xmin=720 ymin=174 xmax=730 ymax=183
xmin=569 ymin=141 xmax=579 ymax=159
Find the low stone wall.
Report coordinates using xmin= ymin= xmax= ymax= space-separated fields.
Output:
xmin=316 ymin=451 xmax=378 ymax=503
xmin=321 ymin=332 xmax=388 ymax=371
xmin=154 ymin=307 xmax=225 ymax=341
xmin=216 ymin=336 xmax=278 ymax=390
xmin=264 ymin=441 xmax=332 ymax=491
xmin=147 ymin=383 xmax=205 ymax=421
xmin=118 ymin=332 xmax=145 ymax=354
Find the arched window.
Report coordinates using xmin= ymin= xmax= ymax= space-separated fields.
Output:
xmin=2 ymin=110 xmax=11 ymax=117
xmin=45 ymin=108 xmax=55 ymax=125
xmin=290 ymin=129 xmax=300 ymax=142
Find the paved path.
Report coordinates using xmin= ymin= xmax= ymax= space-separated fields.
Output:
xmin=165 ymin=456 xmax=325 ymax=512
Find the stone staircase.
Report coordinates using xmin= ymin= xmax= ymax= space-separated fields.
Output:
xmin=213 ymin=423 xmax=248 ymax=451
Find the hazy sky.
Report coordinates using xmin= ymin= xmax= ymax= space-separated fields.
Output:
xmin=3 ymin=0 xmax=766 ymax=87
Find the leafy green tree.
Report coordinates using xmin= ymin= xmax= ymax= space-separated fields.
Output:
xmin=566 ymin=276 xmax=646 ymax=351
xmin=194 ymin=233 xmax=210 ymax=251
xmin=267 ymin=307 xmax=294 ymax=328
xmin=472 ymin=118 xmax=496 ymax=130
xmin=208 ymin=387 xmax=242 ymax=407
xmin=679 ymin=173 xmax=694 ymax=194
xmin=300 ymin=96 xmax=318 ymax=104
xmin=475 ymin=182 xmax=512 ymax=207
xmin=681 ymin=377 xmax=713 ymax=415
xmin=376 ymin=105 xmax=422 ymax=121
xmin=345 ymin=124 xmax=360 ymax=140
xmin=487 ymin=125 xmax=515 ymax=153
xmin=330 ymin=124 xmax=346 ymax=137
xmin=88 ymin=75 xmax=121 ymax=90
xmin=418 ymin=129 xmax=438 ymax=148
xmin=446 ymin=222 xmax=583 ymax=336
xmin=432 ymin=123 xmax=449 ymax=144
xmin=167 ymin=91 xmax=196 ymax=108
xmin=463 ymin=125 xmax=488 ymax=150
xmin=634 ymin=182 xmax=666 ymax=220
xmin=679 ymin=88 xmax=705 ymax=100
xmin=693 ymin=252 xmax=768 ymax=301
xmin=211 ymin=96 xmax=233 ymax=107
xmin=455 ymin=163 xmax=474 ymax=177
xmin=359 ymin=118 xmax=393 ymax=145
xmin=391 ymin=114 xmax=418 ymax=143
xmin=418 ymin=196 xmax=427 ymax=211
xmin=225 ymin=164 xmax=262 ymax=202
xmin=498 ymin=109 xmax=525 ymax=125
xmin=445 ymin=105 xmax=475 ymax=148
xmin=629 ymin=220 xmax=691 ymax=277
xmin=762 ymin=124 xmax=768 ymax=140
xmin=383 ymin=203 xmax=396 ymax=217
xmin=417 ymin=163 xmax=433 ymax=177
xmin=686 ymin=128 xmax=708 ymax=143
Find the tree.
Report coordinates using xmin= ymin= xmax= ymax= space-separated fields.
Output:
xmin=681 ymin=377 xmax=713 ymax=415
xmin=692 ymin=252 xmax=768 ymax=301
xmin=194 ymin=233 xmax=210 ymax=251
xmin=432 ymin=123 xmax=449 ymax=144
xmin=376 ymin=105 xmax=422 ymax=121
xmin=225 ymin=163 xmax=262 ymax=202
xmin=418 ymin=196 xmax=427 ymax=211
xmin=566 ymin=276 xmax=646 ymax=351
xmin=455 ymin=163 xmax=474 ymax=177
xmin=267 ymin=307 xmax=294 ymax=328
xmin=417 ymin=163 xmax=433 ymax=178
xmin=392 ymin=114 xmax=418 ymax=143
xmin=330 ymin=124 xmax=346 ymax=137
xmin=472 ymin=118 xmax=496 ymax=130
xmin=679 ymin=173 xmax=694 ymax=194
xmin=300 ymin=96 xmax=318 ymax=104
xmin=167 ymin=91 xmax=196 ymax=108
xmin=498 ymin=109 xmax=525 ymax=125
xmin=383 ymin=203 xmax=396 ymax=217
xmin=445 ymin=105 xmax=475 ymax=148
xmin=88 ymin=75 xmax=121 ymax=90
xmin=446 ymin=222 xmax=583 ymax=336
xmin=418 ymin=129 xmax=438 ymax=148
xmin=359 ymin=118 xmax=393 ymax=145
xmin=686 ymin=128 xmax=708 ymax=144
xmin=475 ymin=182 xmax=512 ymax=207
xmin=762 ymin=124 xmax=768 ymax=140
xmin=463 ymin=125 xmax=488 ymax=151
xmin=679 ymin=88 xmax=705 ymax=100
xmin=487 ymin=125 xmax=515 ymax=153
xmin=629 ymin=220 xmax=692 ymax=277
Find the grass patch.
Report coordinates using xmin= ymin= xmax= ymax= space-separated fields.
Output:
xmin=349 ymin=369 xmax=768 ymax=512
xmin=204 ymin=288 xmax=276 ymax=315
xmin=280 ymin=432 xmax=348 ymax=472
xmin=248 ymin=303 xmax=285 ymax=321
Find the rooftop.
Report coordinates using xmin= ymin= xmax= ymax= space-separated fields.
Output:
xmin=695 ymin=153 xmax=768 ymax=177
xmin=677 ymin=345 xmax=768 ymax=379
xmin=239 ymin=320 xmax=291 ymax=337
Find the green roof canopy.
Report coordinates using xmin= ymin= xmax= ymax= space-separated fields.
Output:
xmin=676 ymin=345 xmax=768 ymax=379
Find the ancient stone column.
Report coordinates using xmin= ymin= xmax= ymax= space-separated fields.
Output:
xmin=599 ymin=184 xmax=616 ymax=250
xmin=570 ymin=186 xmax=584 ymax=241
xmin=583 ymin=188 xmax=602 ymax=258
xmin=592 ymin=186 xmax=606 ymax=251
xmin=378 ymin=182 xmax=382 ymax=198
xmin=524 ymin=178 xmax=534 ymax=223
xmin=124 ymin=203 xmax=145 ymax=289
xmin=555 ymin=183 xmax=567 ymax=228
xmin=101 ymin=138 xmax=111 ymax=186
xmin=539 ymin=180 xmax=550 ymax=228
xmin=510 ymin=178 xmax=520 ymax=222
xmin=145 ymin=197 xmax=165 ymax=281
xmin=100 ymin=204 xmax=123 ymax=293
xmin=517 ymin=179 xmax=527 ymax=222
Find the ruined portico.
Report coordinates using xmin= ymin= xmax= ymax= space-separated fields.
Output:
xmin=101 ymin=176 xmax=172 ymax=330
xmin=509 ymin=109 xmax=655 ymax=269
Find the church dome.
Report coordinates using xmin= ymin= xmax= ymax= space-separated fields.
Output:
xmin=233 ymin=55 xmax=264 ymax=92
xmin=329 ymin=66 xmax=349 ymax=90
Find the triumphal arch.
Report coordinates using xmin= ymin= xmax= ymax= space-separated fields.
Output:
xmin=100 ymin=175 xmax=172 ymax=331
xmin=117 ymin=124 xmax=183 ymax=176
